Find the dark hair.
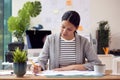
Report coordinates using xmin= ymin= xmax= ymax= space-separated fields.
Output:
xmin=62 ymin=11 xmax=80 ymax=28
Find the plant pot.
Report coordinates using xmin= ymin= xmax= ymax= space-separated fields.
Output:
xmin=13 ymin=62 xmax=27 ymax=77
xmin=5 ymin=51 xmax=13 ymax=62
xmin=8 ymin=42 xmax=24 ymax=51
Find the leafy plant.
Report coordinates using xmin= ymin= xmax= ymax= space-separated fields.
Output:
xmin=13 ymin=47 xmax=27 ymax=63
xmin=98 ymin=21 xmax=110 ymax=31
xmin=7 ymin=1 xmax=42 ymax=42
xmin=97 ymin=20 xmax=111 ymax=54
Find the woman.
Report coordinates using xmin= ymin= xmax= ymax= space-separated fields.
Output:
xmin=32 ymin=10 xmax=101 ymax=73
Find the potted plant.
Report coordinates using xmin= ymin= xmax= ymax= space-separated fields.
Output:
xmin=96 ymin=20 xmax=111 ymax=54
xmin=7 ymin=1 xmax=42 ymax=50
xmin=13 ymin=47 xmax=27 ymax=77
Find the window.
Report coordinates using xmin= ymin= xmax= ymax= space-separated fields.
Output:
xmin=0 ymin=0 xmax=11 ymax=62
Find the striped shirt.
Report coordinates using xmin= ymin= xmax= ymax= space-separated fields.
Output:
xmin=59 ymin=37 xmax=76 ymax=67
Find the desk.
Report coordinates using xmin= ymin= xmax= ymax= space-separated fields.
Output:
xmin=0 ymin=70 xmax=120 ymax=80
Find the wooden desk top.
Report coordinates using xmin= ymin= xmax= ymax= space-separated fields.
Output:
xmin=0 ymin=70 xmax=120 ymax=80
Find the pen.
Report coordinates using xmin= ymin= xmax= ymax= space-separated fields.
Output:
xmin=30 ymin=60 xmax=36 ymax=66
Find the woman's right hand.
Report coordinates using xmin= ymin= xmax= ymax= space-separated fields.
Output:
xmin=31 ymin=63 xmax=42 ymax=74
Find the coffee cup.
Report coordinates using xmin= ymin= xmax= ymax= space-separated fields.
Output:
xmin=94 ymin=64 xmax=105 ymax=75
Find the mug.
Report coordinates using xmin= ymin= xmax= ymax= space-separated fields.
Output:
xmin=94 ymin=64 xmax=105 ymax=75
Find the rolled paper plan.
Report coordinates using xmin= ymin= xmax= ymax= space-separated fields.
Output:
xmin=103 ymin=47 xmax=109 ymax=55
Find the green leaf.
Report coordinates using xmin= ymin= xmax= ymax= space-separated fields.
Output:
xmin=7 ymin=1 xmax=42 ymax=42
xmin=13 ymin=47 xmax=27 ymax=63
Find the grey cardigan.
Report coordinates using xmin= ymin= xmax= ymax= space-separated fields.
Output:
xmin=37 ymin=33 xmax=101 ymax=71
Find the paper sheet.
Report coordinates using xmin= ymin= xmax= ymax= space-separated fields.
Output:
xmin=0 ymin=70 xmax=104 ymax=77
xmin=37 ymin=70 xmax=104 ymax=76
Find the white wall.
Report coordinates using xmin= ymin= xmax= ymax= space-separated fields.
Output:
xmin=90 ymin=0 xmax=120 ymax=50
xmin=12 ymin=0 xmax=90 ymax=33
xmin=12 ymin=0 xmax=120 ymax=50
